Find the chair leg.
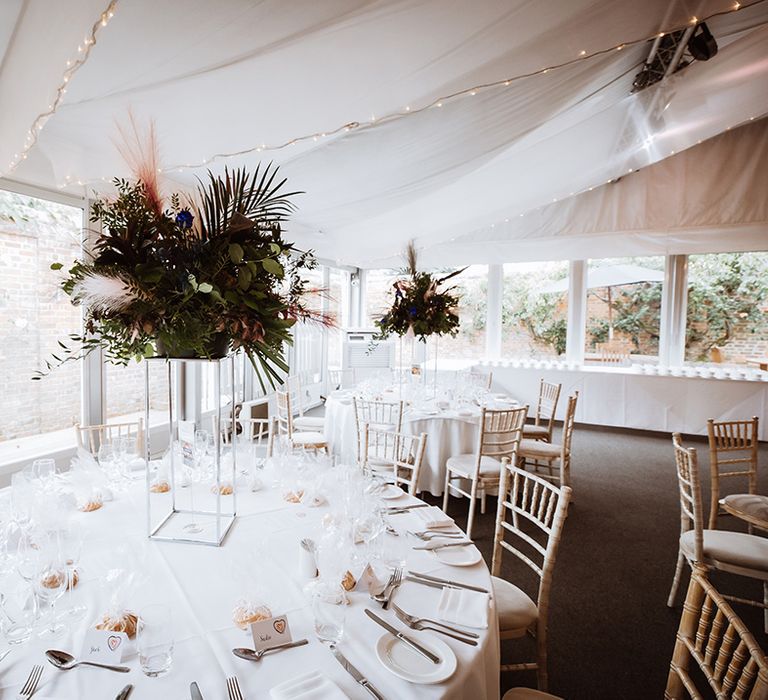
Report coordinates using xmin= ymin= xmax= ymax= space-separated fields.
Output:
xmin=667 ymin=549 xmax=686 ymax=607
xmin=442 ymin=470 xmax=451 ymax=513
xmin=536 ymin=624 xmax=548 ymax=692
xmin=466 ymin=479 xmax=478 ymax=540
xmin=764 ymin=581 xmax=768 ymax=634
xmin=480 ymin=488 xmax=487 ymax=515
xmin=708 ymin=491 xmax=719 ymax=530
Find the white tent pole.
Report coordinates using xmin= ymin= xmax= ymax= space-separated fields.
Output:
xmin=659 ymin=254 xmax=689 ymax=367
xmin=485 ymin=264 xmax=502 ymax=361
xmin=565 ymin=260 xmax=587 ymax=364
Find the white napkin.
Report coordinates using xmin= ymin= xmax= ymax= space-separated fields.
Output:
xmin=412 ymin=505 xmax=455 ymax=529
xmin=437 ymin=586 xmax=490 ymax=629
xmin=270 ymin=670 xmax=348 ymax=699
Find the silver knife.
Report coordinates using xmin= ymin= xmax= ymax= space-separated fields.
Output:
xmin=331 ymin=646 xmax=385 ymax=700
xmin=364 ymin=609 xmax=440 ymax=664
xmin=189 ymin=681 xmax=203 ymax=700
xmin=412 ymin=540 xmax=473 ymax=551
xmin=408 ymin=571 xmax=490 ymax=594
xmin=116 ymin=684 xmax=133 ymax=700
xmin=405 ymin=574 xmax=444 ymax=590
xmin=385 ymin=503 xmax=429 ymax=514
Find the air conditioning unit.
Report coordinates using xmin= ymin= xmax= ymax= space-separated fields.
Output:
xmin=341 ymin=329 xmax=394 ymax=379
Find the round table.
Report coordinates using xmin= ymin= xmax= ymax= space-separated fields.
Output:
xmin=0 ymin=478 xmax=500 ymax=699
xmin=324 ymin=395 xmax=483 ymax=496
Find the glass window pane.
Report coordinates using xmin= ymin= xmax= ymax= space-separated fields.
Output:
xmin=327 ymin=268 xmax=348 ymax=370
xmin=0 ymin=189 xmax=83 ymax=443
xmin=685 ymin=252 xmax=768 ymax=366
xmin=365 ymin=269 xmax=399 ymax=327
xmin=435 ymin=264 xmax=487 ymax=360
xmin=502 ymin=261 xmax=569 ymax=358
xmin=583 ymin=256 xmax=664 ymax=364
xmin=105 ymin=360 xmax=170 ymax=427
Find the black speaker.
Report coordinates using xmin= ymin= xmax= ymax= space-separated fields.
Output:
xmin=688 ymin=23 xmax=718 ymax=61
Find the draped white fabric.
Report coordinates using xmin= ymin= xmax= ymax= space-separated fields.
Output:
xmin=2 ymin=0 xmax=767 ymax=266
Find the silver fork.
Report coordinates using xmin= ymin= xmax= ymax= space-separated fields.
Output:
xmin=392 ymin=604 xmax=479 ymax=645
xmin=226 ymin=675 xmax=244 ymax=700
xmin=382 ymin=566 xmax=403 ymax=610
xmin=17 ymin=664 xmax=43 ymax=699
xmin=408 ymin=530 xmax=464 ymax=540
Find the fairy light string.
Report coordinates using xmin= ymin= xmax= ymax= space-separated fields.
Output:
xmin=5 ymin=0 xmax=119 ymax=175
xmin=5 ymin=0 xmax=763 ymax=187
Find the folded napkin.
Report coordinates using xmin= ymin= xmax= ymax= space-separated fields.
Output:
xmin=437 ymin=586 xmax=490 ymax=629
xmin=412 ymin=505 xmax=455 ymax=529
xmin=270 ymin=670 xmax=348 ymax=700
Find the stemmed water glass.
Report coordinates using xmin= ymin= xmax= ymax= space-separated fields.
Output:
xmin=0 ymin=572 xmax=38 ymax=645
xmin=56 ymin=524 xmax=86 ymax=621
xmin=98 ymin=442 xmax=119 ymax=486
xmin=183 ymin=430 xmax=209 ymax=534
xmin=32 ymin=541 xmax=68 ymax=638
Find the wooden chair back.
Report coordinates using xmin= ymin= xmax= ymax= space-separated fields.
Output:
xmin=237 ymin=417 xmax=275 ymax=458
xmin=362 ymin=426 xmax=427 ymax=495
xmin=474 ymin=406 xmax=528 ymax=477
xmin=559 ymin=392 xmax=579 ymax=461
xmin=672 ymin=433 xmax=705 ymax=562
xmin=74 ymin=419 xmax=144 ymax=454
xmin=275 ymin=390 xmax=293 ymax=438
xmin=469 ymin=370 xmax=493 ymax=390
xmin=534 ymin=379 xmax=562 ymax=431
xmin=286 ymin=373 xmax=306 ymax=417
xmin=596 ymin=341 xmax=630 ymax=363
xmin=328 ymin=368 xmax=356 ymax=390
xmin=665 ymin=567 xmax=768 ymax=699
xmin=707 ymin=417 xmax=759 ymax=528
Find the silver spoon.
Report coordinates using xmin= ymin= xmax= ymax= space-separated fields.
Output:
xmin=232 ymin=638 xmax=309 ymax=661
xmin=45 ymin=649 xmax=130 ymax=673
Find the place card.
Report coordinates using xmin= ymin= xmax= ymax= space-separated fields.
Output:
xmin=81 ymin=629 xmax=128 ymax=663
xmin=178 ymin=420 xmax=195 ymax=466
xmin=354 ymin=563 xmax=382 ymax=594
xmin=251 ymin=614 xmax=293 ymax=651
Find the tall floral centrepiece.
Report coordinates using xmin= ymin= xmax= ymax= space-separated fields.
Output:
xmin=375 ymin=241 xmax=464 ymax=358
xmin=42 ymin=160 xmax=327 ymax=389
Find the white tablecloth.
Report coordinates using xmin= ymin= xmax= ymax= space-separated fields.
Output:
xmin=0 ymin=480 xmax=499 ymax=699
xmin=324 ymin=396 xmax=481 ymax=496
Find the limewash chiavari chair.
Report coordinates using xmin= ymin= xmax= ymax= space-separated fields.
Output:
xmin=707 ymin=416 xmax=760 ymax=530
xmin=665 ymin=567 xmax=768 ymax=700
xmin=362 ymin=425 xmax=427 ymax=495
xmin=468 ymin=369 xmax=493 ymax=391
xmin=518 ymin=392 xmax=578 ymax=489
xmin=492 ymin=457 xmax=572 ymax=692
xmin=328 ymin=368 xmax=356 ymax=391
xmin=275 ymin=390 xmax=328 ymax=453
xmin=442 ymin=405 xmax=528 ymax=539
xmin=286 ymin=373 xmax=325 ymax=432
xmin=353 ymin=397 xmax=403 ymax=463
xmin=237 ymin=417 xmax=275 ymax=459
xmin=522 ymin=379 xmax=562 ymax=443
xmin=74 ymin=418 xmax=144 ymax=454
xmin=667 ymin=434 xmax=768 ymax=631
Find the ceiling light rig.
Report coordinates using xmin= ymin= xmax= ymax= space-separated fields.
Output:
xmin=10 ymin=0 xmax=762 ymax=190
xmin=3 ymin=0 xmax=118 ymax=177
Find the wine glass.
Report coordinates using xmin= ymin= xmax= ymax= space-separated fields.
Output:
xmin=0 ymin=572 xmax=38 ymax=645
xmin=34 ymin=549 xmax=68 ymax=638
xmin=137 ymin=604 xmax=174 ymax=677
xmin=56 ymin=524 xmax=86 ymax=621
xmin=97 ymin=442 xmax=118 ymax=484
xmin=183 ymin=430 xmax=209 ymax=534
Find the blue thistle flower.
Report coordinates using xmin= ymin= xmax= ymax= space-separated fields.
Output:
xmin=175 ymin=209 xmax=194 ymax=230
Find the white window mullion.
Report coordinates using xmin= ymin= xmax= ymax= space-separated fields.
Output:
xmin=565 ymin=259 xmax=587 ymax=364
xmin=659 ymin=254 xmax=688 ymax=367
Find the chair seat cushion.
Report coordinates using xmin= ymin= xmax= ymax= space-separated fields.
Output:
xmin=519 ymin=439 xmax=561 ymax=459
xmin=503 ymin=689 xmax=563 ymax=700
xmin=291 ymin=431 xmax=326 ymax=446
xmin=293 ymin=416 xmax=325 ymax=431
xmin=522 ymin=425 xmax=549 ymax=439
xmin=446 ymin=454 xmax=503 ymax=478
xmin=491 ymin=575 xmax=538 ymax=632
xmin=721 ymin=494 xmax=768 ymax=525
xmin=681 ymin=529 xmax=768 ymax=572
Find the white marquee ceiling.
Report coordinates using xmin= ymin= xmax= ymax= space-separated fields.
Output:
xmin=2 ymin=0 xmax=767 ymax=267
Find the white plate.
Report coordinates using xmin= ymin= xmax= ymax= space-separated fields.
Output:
xmin=379 ymin=484 xmax=405 ymax=500
xmin=375 ymin=631 xmax=457 ymax=684
xmin=434 ymin=544 xmax=482 ymax=567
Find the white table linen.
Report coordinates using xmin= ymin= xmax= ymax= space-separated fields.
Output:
xmin=324 ymin=394 xmax=481 ymax=496
xmin=0 ymin=479 xmax=499 ymax=699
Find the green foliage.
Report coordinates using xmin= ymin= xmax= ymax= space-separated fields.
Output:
xmin=38 ymin=165 xmax=321 ymax=390
xmin=375 ymin=246 xmax=464 ymax=341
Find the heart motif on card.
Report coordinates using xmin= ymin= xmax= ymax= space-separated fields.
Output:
xmin=273 ymin=619 xmax=286 ymax=635
xmin=107 ymin=635 xmax=122 ymax=652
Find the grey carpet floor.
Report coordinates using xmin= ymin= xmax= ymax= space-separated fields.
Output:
xmin=424 ymin=426 xmax=768 ymax=700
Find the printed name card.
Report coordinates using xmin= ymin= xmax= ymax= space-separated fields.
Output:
xmin=178 ymin=420 xmax=195 ymax=467
xmin=250 ymin=614 xmax=293 ymax=651
xmin=81 ymin=629 xmax=128 ymax=663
